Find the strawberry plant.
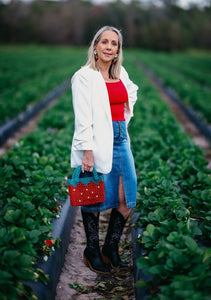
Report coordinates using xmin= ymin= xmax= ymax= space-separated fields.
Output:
xmin=124 ymin=54 xmax=211 ymax=299
xmin=1 ymin=47 xmax=210 ymax=300
xmin=134 ymin=50 xmax=211 ymax=124
xmin=0 ymin=45 xmax=86 ymax=125
xmin=0 ymin=47 xmax=84 ymax=298
xmin=0 ymin=92 xmax=75 ymax=299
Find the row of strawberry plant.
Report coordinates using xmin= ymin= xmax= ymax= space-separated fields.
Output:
xmin=1 ymin=48 xmax=210 ymax=299
xmin=135 ymin=50 xmax=211 ymax=124
xmin=0 ymin=45 xmax=65 ymax=92
xmin=137 ymin=50 xmax=211 ymax=87
xmin=0 ymin=75 xmax=79 ymax=299
xmin=0 ymin=45 xmax=86 ymax=125
xmin=124 ymin=56 xmax=211 ymax=299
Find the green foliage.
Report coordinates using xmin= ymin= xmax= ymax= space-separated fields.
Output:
xmin=0 ymin=55 xmax=79 ymax=298
xmin=136 ymin=50 xmax=211 ymax=124
xmin=0 ymin=45 xmax=86 ymax=125
xmin=123 ymin=55 xmax=211 ymax=299
xmin=1 ymin=47 xmax=210 ymax=299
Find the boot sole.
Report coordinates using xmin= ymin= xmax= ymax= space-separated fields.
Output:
xmin=83 ymin=254 xmax=110 ymax=274
xmin=101 ymin=252 xmax=129 ymax=270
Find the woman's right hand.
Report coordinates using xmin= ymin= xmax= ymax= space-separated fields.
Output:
xmin=82 ymin=150 xmax=94 ymax=173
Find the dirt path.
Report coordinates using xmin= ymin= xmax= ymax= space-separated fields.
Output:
xmin=55 ymin=207 xmax=135 ymax=300
xmin=0 ymin=98 xmax=57 ymax=158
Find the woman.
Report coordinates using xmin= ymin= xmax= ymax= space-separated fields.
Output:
xmin=71 ymin=26 xmax=138 ymax=274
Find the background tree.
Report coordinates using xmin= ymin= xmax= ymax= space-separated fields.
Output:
xmin=0 ymin=0 xmax=210 ymax=50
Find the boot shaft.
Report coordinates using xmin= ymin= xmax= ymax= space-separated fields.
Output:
xmin=102 ymin=208 xmax=129 ymax=269
xmin=104 ymin=208 xmax=128 ymax=249
xmin=81 ymin=210 xmax=100 ymax=250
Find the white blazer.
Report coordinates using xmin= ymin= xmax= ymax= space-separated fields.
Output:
xmin=70 ymin=65 xmax=138 ymax=174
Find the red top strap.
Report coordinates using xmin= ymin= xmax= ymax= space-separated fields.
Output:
xmin=106 ymin=80 xmax=128 ymax=121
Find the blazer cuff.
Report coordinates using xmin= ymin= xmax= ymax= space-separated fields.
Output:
xmin=72 ymin=139 xmax=94 ymax=151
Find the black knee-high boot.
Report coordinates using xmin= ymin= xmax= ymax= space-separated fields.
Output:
xmin=81 ymin=210 xmax=110 ymax=274
xmin=102 ymin=208 xmax=129 ymax=269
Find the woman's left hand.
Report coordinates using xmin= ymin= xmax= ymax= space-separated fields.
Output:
xmin=82 ymin=150 xmax=94 ymax=173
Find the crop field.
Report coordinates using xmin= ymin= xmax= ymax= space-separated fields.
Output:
xmin=135 ymin=50 xmax=211 ymax=124
xmin=0 ymin=45 xmax=87 ymax=125
xmin=0 ymin=45 xmax=210 ymax=300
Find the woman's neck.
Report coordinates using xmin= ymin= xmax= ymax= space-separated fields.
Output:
xmin=98 ymin=62 xmax=117 ymax=82
xmin=98 ymin=61 xmax=110 ymax=74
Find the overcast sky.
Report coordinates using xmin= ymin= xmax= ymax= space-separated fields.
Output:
xmin=0 ymin=0 xmax=208 ymax=8
xmin=91 ymin=0 xmax=208 ymax=8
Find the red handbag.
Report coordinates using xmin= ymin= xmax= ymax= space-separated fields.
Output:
xmin=68 ymin=166 xmax=105 ymax=206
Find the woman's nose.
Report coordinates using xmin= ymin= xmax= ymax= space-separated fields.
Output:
xmin=107 ymin=43 xmax=112 ymax=49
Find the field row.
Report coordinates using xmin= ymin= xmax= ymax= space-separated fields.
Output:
xmin=1 ymin=46 xmax=211 ymax=129
xmin=124 ymin=56 xmax=211 ymax=299
xmin=135 ymin=50 xmax=211 ymax=124
xmin=0 ymin=46 xmax=86 ymax=125
xmin=0 ymin=48 xmax=210 ymax=299
xmin=0 ymin=83 xmax=77 ymax=299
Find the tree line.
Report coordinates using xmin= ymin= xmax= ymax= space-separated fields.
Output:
xmin=0 ymin=0 xmax=210 ymax=51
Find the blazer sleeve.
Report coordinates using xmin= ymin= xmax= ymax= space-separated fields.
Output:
xmin=121 ymin=66 xmax=139 ymax=124
xmin=71 ymin=69 xmax=94 ymax=150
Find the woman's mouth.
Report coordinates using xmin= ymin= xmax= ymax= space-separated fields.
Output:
xmin=104 ymin=52 xmax=112 ymax=57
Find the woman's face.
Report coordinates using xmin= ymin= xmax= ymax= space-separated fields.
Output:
xmin=95 ymin=30 xmax=119 ymax=64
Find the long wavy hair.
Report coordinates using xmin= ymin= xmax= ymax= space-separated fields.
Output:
xmin=85 ymin=26 xmax=123 ymax=79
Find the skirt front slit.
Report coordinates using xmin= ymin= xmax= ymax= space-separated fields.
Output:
xmin=81 ymin=121 xmax=137 ymax=213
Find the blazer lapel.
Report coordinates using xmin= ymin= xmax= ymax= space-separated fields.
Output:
xmin=93 ymin=70 xmax=112 ymax=125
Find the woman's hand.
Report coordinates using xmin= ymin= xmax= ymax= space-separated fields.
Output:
xmin=82 ymin=150 xmax=94 ymax=173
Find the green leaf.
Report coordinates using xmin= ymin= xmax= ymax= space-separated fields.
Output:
xmin=174 ymin=207 xmax=190 ymax=220
xmin=3 ymin=250 xmax=20 ymax=262
xmin=28 ymin=230 xmax=41 ymax=243
xmin=26 ymin=218 xmax=35 ymax=229
xmin=135 ymin=279 xmax=147 ymax=288
xmin=19 ymin=254 xmax=34 ymax=266
xmin=136 ymin=257 xmax=150 ymax=270
xmin=189 ymin=219 xmax=202 ymax=236
xmin=203 ymin=248 xmax=211 ymax=263
xmin=0 ymin=270 xmax=13 ymax=282
xmin=23 ymin=201 xmax=35 ymax=210
xmin=201 ymin=190 xmax=211 ymax=201
xmin=183 ymin=236 xmax=198 ymax=252
xmin=13 ymin=228 xmax=26 ymax=244
xmin=35 ymin=268 xmax=49 ymax=284
xmin=4 ymin=209 xmax=22 ymax=223
xmin=167 ymin=231 xmax=179 ymax=243
xmin=0 ymin=228 xmax=7 ymax=239
xmin=149 ymin=265 xmax=162 ymax=275
xmin=145 ymin=224 xmax=155 ymax=236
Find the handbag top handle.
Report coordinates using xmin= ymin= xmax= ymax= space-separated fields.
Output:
xmin=73 ymin=166 xmax=99 ymax=183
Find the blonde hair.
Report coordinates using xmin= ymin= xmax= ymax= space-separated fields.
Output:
xmin=85 ymin=26 xmax=123 ymax=79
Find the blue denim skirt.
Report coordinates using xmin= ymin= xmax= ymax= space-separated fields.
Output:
xmin=81 ymin=121 xmax=137 ymax=213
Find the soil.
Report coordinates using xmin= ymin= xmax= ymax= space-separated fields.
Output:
xmin=55 ymin=207 xmax=135 ymax=300
xmin=0 ymin=98 xmax=57 ymax=158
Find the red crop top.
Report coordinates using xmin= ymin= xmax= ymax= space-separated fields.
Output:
xmin=105 ymin=80 xmax=128 ymax=121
